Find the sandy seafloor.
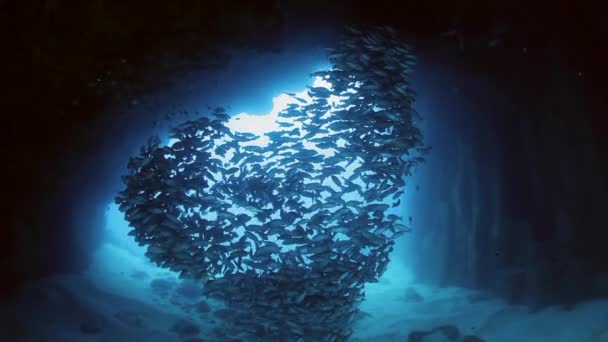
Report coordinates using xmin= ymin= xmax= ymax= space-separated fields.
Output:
xmin=2 ymin=241 xmax=608 ymax=342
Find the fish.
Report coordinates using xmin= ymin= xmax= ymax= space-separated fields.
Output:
xmin=117 ymin=25 xmax=426 ymax=342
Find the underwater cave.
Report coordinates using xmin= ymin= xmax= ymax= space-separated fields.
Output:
xmin=3 ymin=1 xmax=608 ymax=342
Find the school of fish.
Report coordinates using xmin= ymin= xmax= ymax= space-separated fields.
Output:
xmin=115 ymin=25 xmax=428 ymax=341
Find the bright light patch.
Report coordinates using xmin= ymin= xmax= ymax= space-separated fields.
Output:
xmin=225 ymin=77 xmax=326 ymax=139
xmin=226 ymin=112 xmax=280 ymax=136
xmin=312 ymin=77 xmax=333 ymax=90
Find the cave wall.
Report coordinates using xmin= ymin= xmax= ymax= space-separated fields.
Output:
xmin=407 ymin=37 xmax=608 ymax=309
xmin=3 ymin=1 xmax=290 ymax=302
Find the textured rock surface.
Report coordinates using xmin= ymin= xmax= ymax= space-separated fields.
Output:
xmin=404 ymin=53 xmax=608 ymax=309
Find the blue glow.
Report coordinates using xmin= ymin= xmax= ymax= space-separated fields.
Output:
xmin=104 ymin=66 xmax=409 ymax=280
